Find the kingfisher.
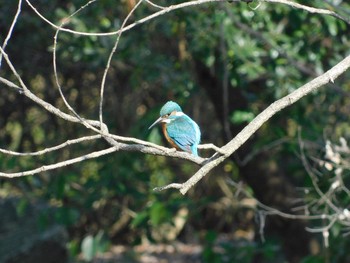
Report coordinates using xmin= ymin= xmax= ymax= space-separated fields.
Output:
xmin=148 ymin=101 xmax=201 ymax=156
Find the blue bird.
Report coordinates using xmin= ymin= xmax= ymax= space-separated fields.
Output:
xmin=149 ymin=101 xmax=201 ymax=156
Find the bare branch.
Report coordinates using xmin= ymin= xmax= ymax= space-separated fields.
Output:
xmin=98 ymin=0 xmax=144 ymax=128
xmin=25 ymin=0 xmax=349 ymax=37
xmin=0 ymin=77 xmax=23 ymax=93
xmin=0 ymin=0 xmax=22 ymax=68
xmin=226 ymin=178 xmax=336 ymax=221
xmin=156 ymin=54 xmax=350 ymax=194
xmin=0 ymin=146 xmax=120 ymax=178
xmin=154 ymin=183 xmax=184 ymax=192
xmin=197 ymin=143 xmax=226 ymax=154
xmin=0 ymin=47 xmax=100 ymax=127
xmin=144 ymin=0 xmax=166 ymax=10
xmin=298 ymin=131 xmax=342 ymax=215
xmin=0 ymin=135 xmax=102 ymax=156
xmin=52 ymin=0 xmax=98 ymax=123
xmin=263 ymin=0 xmax=350 ymax=25
xmin=0 ymin=141 xmax=209 ymax=178
xmin=305 ymin=216 xmax=338 ymax=233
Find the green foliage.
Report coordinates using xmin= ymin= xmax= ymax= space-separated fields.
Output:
xmin=1 ymin=0 xmax=350 ymax=262
xmin=301 ymin=255 xmax=325 ymax=263
xmin=230 ymin=110 xmax=255 ymax=124
xmin=202 ymin=231 xmax=221 ymax=263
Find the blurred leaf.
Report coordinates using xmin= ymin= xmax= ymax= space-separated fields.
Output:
xmin=150 ymin=202 xmax=170 ymax=226
xmin=68 ymin=239 xmax=80 ymax=258
xmin=55 ymin=207 xmax=80 ymax=226
xmin=15 ymin=199 xmax=28 ymax=217
xmin=94 ymin=231 xmax=110 ymax=253
xmin=202 ymin=231 xmax=220 ymax=263
xmin=231 ymin=110 xmax=255 ymax=124
xmin=131 ymin=211 xmax=148 ymax=228
xmin=300 ymin=255 xmax=324 ymax=263
xmin=81 ymin=231 xmax=110 ymax=261
xmin=81 ymin=235 xmax=95 ymax=261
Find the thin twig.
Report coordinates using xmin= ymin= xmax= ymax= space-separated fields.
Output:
xmin=305 ymin=216 xmax=338 ymax=233
xmin=53 ymin=0 xmax=98 ymax=123
xmin=0 ymin=135 xmax=101 ymax=156
xmin=298 ymin=129 xmax=342 ymax=214
xmin=99 ymin=0 xmax=143 ymax=128
xmin=263 ymin=0 xmax=350 ymax=25
xmin=227 ymin=178 xmax=336 ymax=220
xmin=144 ymin=0 xmax=165 ymax=9
xmin=0 ymin=46 xmax=100 ymax=126
xmin=0 ymin=146 xmax=120 ymax=178
xmin=0 ymin=77 xmax=23 ymax=93
xmin=0 ymin=0 xmax=22 ymax=68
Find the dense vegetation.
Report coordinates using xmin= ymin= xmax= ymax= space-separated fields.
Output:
xmin=1 ymin=0 xmax=350 ymax=262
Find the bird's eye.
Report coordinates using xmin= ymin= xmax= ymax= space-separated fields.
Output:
xmin=165 ymin=114 xmax=170 ymax=117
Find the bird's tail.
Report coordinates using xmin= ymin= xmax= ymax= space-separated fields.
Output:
xmin=191 ymin=146 xmax=198 ymax=157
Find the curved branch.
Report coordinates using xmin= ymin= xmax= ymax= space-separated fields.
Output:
xmin=53 ymin=0 xmax=98 ymax=123
xmin=98 ymin=0 xmax=144 ymax=127
xmin=264 ymin=0 xmax=350 ymax=25
xmin=25 ymin=0 xmax=349 ymax=38
xmin=157 ymin=54 xmax=350 ymax=194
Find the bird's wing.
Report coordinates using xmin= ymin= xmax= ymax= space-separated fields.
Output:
xmin=166 ymin=115 xmax=200 ymax=153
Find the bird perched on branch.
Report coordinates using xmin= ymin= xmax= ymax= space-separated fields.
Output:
xmin=149 ymin=101 xmax=201 ymax=156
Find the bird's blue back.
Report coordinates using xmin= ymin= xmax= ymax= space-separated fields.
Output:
xmin=166 ymin=114 xmax=201 ymax=156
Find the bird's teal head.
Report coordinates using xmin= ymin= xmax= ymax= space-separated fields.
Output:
xmin=148 ymin=101 xmax=183 ymax=129
xmin=160 ymin=101 xmax=182 ymax=116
